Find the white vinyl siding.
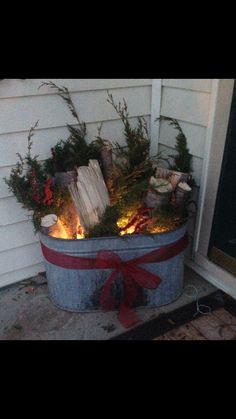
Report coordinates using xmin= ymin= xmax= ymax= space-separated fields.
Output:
xmin=162 ymin=79 xmax=212 ymax=92
xmin=157 ymin=79 xmax=214 ymax=256
xmin=158 ymin=79 xmax=213 ymax=186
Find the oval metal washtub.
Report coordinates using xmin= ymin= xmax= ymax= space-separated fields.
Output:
xmin=39 ymin=223 xmax=188 ymax=312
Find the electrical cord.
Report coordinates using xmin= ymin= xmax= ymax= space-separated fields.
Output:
xmin=183 ymin=284 xmax=212 ymax=317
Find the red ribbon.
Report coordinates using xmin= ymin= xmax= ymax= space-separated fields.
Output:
xmin=40 ymin=232 xmax=188 ymax=328
xmin=43 ymin=178 xmax=53 ymax=205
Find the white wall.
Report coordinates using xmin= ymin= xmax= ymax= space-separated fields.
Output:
xmin=0 ymin=79 xmax=152 ymax=288
xmin=157 ymin=79 xmax=213 ymax=255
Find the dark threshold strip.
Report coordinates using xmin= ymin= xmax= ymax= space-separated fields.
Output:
xmin=110 ymin=290 xmax=231 ymax=340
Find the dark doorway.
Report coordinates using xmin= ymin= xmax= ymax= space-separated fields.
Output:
xmin=208 ymin=80 xmax=236 ymax=275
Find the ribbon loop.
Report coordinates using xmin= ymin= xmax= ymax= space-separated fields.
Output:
xmin=95 ymin=250 xmax=122 ymax=269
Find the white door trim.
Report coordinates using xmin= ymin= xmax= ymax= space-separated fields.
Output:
xmin=190 ymin=79 xmax=236 ymax=298
xmin=193 ymin=79 xmax=234 ymax=257
xmin=193 ymin=79 xmax=220 ymax=254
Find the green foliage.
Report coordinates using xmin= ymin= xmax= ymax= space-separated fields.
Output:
xmin=86 ymin=95 xmax=182 ymax=239
xmin=5 ymin=83 xmax=190 ymax=238
xmin=86 ymin=176 xmax=187 ymax=239
xmin=105 ymin=92 xmax=162 ymax=200
xmin=119 ymin=178 xmax=150 ymax=208
xmin=4 ymin=122 xmax=72 ymax=232
xmin=86 ymin=205 xmax=121 ymax=238
xmin=31 ymin=186 xmax=72 ymax=232
xmin=44 ymin=125 xmax=101 ymax=175
xmin=4 ymin=82 xmax=111 ymax=234
xmin=107 ymin=92 xmax=153 ymax=174
xmin=86 ymin=178 xmax=150 ymax=238
xmin=164 ymin=117 xmax=192 ymax=173
xmin=40 ymin=81 xmax=103 ymax=176
xmin=150 ymin=204 xmax=187 ymax=223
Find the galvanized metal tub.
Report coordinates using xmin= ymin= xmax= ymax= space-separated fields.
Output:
xmin=39 ymin=223 xmax=187 ymax=312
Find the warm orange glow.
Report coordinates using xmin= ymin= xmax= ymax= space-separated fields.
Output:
xmin=48 ymin=205 xmax=182 ymax=240
xmin=77 ymin=223 xmax=85 ymax=239
xmin=50 ymin=218 xmax=71 ymax=239
xmin=117 ymin=204 xmax=151 ymax=236
xmin=48 ymin=215 xmax=85 ymax=240
xmin=117 ymin=206 xmax=140 ymax=236
xmin=119 ymin=226 xmax=136 ymax=236
xmin=76 ymin=230 xmax=85 ymax=239
xmin=116 ymin=204 xmax=179 ymax=236
xmin=76 ymin=233 xmax=84 ymax=239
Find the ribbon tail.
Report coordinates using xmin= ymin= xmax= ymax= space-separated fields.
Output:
xmin=127 ymin=265 xmax=161 ymax=289
xmin=118 ymin=302 xmax=140 ymax=329
xmin=100 ymin=270 xmax=119 ymax=311
xmin=123 ymin=272 xmax=140 ymax=307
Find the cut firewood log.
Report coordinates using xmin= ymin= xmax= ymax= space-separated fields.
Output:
xmin=99 ymin=142 xmax=113 ymax=188
xmin=67 ymin=182 xmax=91 ymax=231
xmin=89 ymin=159 xmax=110 ymax=213
xmin=68 ymin=159 xmax=110 ymax=231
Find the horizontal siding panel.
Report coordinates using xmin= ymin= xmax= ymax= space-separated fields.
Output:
xmin=0 ymin=127 xmax=72 ymax=168
xmin=86 ymin=116 xmax=150 ymax=148
xmin=0 ymin=86 xmax=151 ymax=134
xmin=0 ymin=242 xmax=43 ymax=275
xmin=0 ymin=116 xmax=150 ymax=169
xmin=158 ymin=144 xmax=203 ymax=186
xmin=0 ymin=197 xmax=31 ymax=226
xmin=0 ymin=221 xmax=38 ymax=252
xmin=161 ymin=87 xmax=210 ymax=126
xmin=0 ymin=79 xmax=152 ymax=99
xmin=159 ymin=119 xmax=206 ymax=158
xmin=0 ymin=263 xmax=45 ymax=288
xmin=0 ymin=166 xmax=13 ymax=198
xmin=162 ymin=79 xmax=212 ymax=93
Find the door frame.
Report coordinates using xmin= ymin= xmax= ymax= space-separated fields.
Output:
xmin=150 ymin=79 xmax=162 ymax=156
xmin=186 ymin=79 xmax=236 ymax=298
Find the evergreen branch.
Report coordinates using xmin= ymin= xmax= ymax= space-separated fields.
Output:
xmin=27 ymin=120 xmax=39 ymax=156
xmin=39 ymin=81 xmax=81 ymax=124
xmin=154 ymin=116 xmax=193 ymax=174
xmin=97 ymin=122 xmax=103 ymax=138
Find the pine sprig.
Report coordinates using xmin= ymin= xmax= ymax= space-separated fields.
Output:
xmin=162 ymin=117 xmax=193 ymax=174
xmin=107 ymin=91 xmax=151 ymax=172
xmin=105 ymin=92 xmax=162 ymax=203
xmin=39 ymin=81 xmax=80 ymax=124
xmin=86 ymin=205 xmax=120 ymax=238
xmin=39 ymin=81 xmax=87 ymax=141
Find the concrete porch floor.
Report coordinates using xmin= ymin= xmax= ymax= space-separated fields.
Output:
xmin=0 ymin=266 xmax=217 ymax=340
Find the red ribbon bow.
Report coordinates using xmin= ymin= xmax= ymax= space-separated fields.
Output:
xmin=94 ymin=250 xmax=162 ymax=328
xmin=40 ymin=232 xmax=188 ymax=328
